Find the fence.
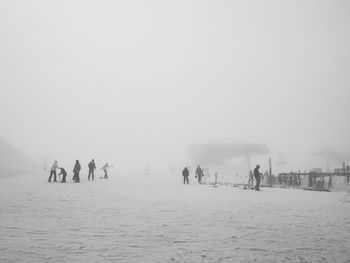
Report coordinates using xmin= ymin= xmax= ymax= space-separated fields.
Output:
xmin=272 ymin=171 xmax=350 ymax=192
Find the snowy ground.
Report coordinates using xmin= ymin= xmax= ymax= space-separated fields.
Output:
xmin=0 ymin=173 xmax=349 ymax=263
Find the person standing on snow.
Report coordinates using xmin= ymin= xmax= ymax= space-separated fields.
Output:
xmin=48 ymin=160 xmax=59 ymax=182
xmin=247 ymin=170 xmax=254 ymax=189
xmin=58 ymin=167 xmax=67 ymax=183
xmin=101 ymin=163 xmax=113 ymax=179
xmin=73 ymin=160 xmax=81 ymax=183
xmin=88 ymin=159 xmax=96 ymax=181
xmin=254 ymin=164 xmax=261 ymax=191
xmin=182 ymin=166 xmax=189 ymax=184
xmin=195 ymin=165 xmax=204 ymax=184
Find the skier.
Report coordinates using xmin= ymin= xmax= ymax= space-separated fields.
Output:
xmin=195 ymin=165 xmax=203 ymax=184
xmin=48 ymin=160 xmax=59 ymax=182
xmin=101 ymin=163 xmax=113 ymax=179
xmin=247 ymin=170 xmax=254 ymax=189
xmin=254 ymin=164 xmax=261 ymax=191
xmin=58 ymin=167 xmax=67 ymax=183
xmin=182 ymin=166 xmax=189 ymax=184
xmin=88 ymin=159 xmax=96 ymax=181
xmin=72 ymin=160 xmax=81 ymax=183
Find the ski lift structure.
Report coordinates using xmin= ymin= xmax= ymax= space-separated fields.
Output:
xmin=188 ymin=143 xmax=269 ymax=168
xmin=187 ymin=143 xmax=269 ymax=184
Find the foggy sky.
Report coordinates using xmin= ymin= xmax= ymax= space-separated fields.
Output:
xmin=1 ymin=0 xmax=349 ymax=172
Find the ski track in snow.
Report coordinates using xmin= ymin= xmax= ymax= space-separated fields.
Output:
xmin=0 ymin=174 xmax=349 ymax=263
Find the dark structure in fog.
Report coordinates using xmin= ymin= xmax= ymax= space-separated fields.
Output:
xmin=187 ymin=143 xmax=269 ymax=167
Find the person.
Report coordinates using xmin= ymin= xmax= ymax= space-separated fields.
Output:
xmin=254 ymin=164 xmax=261 ymax=191
xmin=73 ymin=160 xmax=81 ymax=183
xmin=48 ymin=160 xmax=59 ymax=182
xmin=101 ymin=163 xmax=113 ymax=179
xmin=195 ymin=165 xmax=203 ymax=184
xmin=182 ymin=166 xmax=189 ymax=184
xmin=88 ymin=159 xmax=96 ymax=181
xmin=248 ymin=170 xmax=254 ymax=189
xmin=58 ymin=167 xmax=67 ymax=183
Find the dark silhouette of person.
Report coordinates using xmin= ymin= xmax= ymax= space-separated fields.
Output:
xmin=48 ymin=160 xmax=59 ymax=182
xmin=88 ymin=159 xmax=96 ymax=181
xmin=182 ymin=167 xmax=189 ymax=184
xmin=59 ymin=168 xmax=67 ymax=183
xmin=254 ymin=164 xmax=261 ymax=191
xmin=195 ymin=165 xmax=203 ymax=184
xmin=73 ymin=160 xmax=81 ymax=183
xmin=101 ymin=163 xmax=113 ymax=179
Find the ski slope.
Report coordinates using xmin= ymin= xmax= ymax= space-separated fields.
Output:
xmin=0 ymin=173 xmax=349 ymax=262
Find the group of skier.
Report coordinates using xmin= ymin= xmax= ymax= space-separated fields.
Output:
xmin=182 ymin=164 xmax=262 ymax=191
xmin=47 ymin=159 xmax=113 ymax=183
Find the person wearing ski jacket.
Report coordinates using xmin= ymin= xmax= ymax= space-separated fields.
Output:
xmin=195 ymin=165 xmax=203 ymax=184
xmin=182 ymin=167 xmax=189 ymax=184
xmin=248 ymin=170 xmax=254 ymax=189
xmin=88 ymin=159 xmax=96 ymax=181
xmin=59 ymin=167 xmax=67 ymax=183
xmin=73 ymin=160 xmax=81 ymax=183
xmin=101 ymin=163 xmax=113 ymax=179
xmin=48 ymin=160 xmax=59 ymax=182
xmin=254 ymin=164 xmax=261 ymax=191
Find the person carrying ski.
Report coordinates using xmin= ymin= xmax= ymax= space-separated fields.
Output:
xmin=73 ymin=160 xmax=81 ymax=183
xmin=195 ymin=165 xmax=203 ymax=184
xmin=59 ymin=167 xmax=67 ymax=183
xmin=182 ymin=166 xmax=189 ymax=184
xmin=48 ymin=160 xmax=59 ymax=182
xmin=88 ymin=159 xmax=96 ymax=181
xmin=101 ymin=163 xmax=113 ymax=179
xmin=254 ymin=164 xmax=261 ymax=191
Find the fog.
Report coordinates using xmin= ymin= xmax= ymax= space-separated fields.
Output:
xmin=1 ymin=0 xmax=349 ymax=174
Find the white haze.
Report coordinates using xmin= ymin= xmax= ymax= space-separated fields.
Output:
xmin=0 ymin=0 xmax=349 ymax=173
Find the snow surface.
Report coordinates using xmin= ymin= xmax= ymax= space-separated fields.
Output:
xmin=0 ymin=173 xmax=349 ymax=263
